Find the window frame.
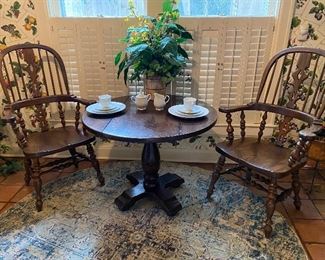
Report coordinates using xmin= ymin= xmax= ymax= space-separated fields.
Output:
xmin=47 ymin=0 xmax=280 ymax=18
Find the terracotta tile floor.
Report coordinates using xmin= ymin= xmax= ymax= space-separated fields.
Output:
xmin=0 ymin=160 xmax=324 ymax=259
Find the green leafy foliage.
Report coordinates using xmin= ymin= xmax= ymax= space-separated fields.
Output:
xmin=310 ymin=0 xmax=325 ymax=21
xmin=0 ymin=158 xmax=21 ymax=176
xmin=291 ymin=16 xmax=301 ymax=29
xmin=0 ymin=117 xmax=22 ymax=176
xmin=115 ymin=0 xmax=193 ymax=85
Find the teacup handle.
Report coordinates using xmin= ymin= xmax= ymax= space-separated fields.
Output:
xmin=146 ymin=94 xmax=151 ymax=101
xmin=165 ymin=95 xmax=170 ymax=104
xmin=130 ymin=96 xmax=136 ymax=103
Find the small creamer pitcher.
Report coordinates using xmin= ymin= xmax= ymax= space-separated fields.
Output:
xmin=131 ymin=91 xmax=151 ymax=110
xmin=153 ymin=93 xmax=170 ymax=111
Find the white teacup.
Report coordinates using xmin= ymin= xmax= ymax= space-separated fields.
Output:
xmin=183 ymin=97 xmax=196 ymax=112
xmin=131 ymin=92 xmax=151 ymax=110
xmin=154 ymin=93 xmax=170 ymax=111
xmin=98 ymin=94 xmax=111 ymax=109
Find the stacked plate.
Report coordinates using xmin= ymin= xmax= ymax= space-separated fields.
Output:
xmin=168 ymin=105 xmax=209 ymax=119
xmin=86 ymin=102 xmax=126 ymax=115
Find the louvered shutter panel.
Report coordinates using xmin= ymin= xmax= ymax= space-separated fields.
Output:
xmin=76 ymin=20 xmax=104 ymax=99
xmin=49 ymin=17 xmax=275 ymax=124
xmin=50 ymin=19 xmax=128 ymax=99
xmin=101 ymin=20 xmax=129 ymax=97
xmin=172 ymin=22 xmax=195 ymax=97
xmin=197 ymin=30 xmax=219 ymax=106
xmin=243 ymin=19 xmax=273 ymax=105
xmin=50 ymin=19 xmax=81 ymax=96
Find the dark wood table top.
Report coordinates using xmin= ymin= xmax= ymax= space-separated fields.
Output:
xmin=82 ymin=95 xmax=218 ymax=143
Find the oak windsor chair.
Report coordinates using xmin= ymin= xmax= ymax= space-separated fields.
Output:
xmin=207 ymin=47 xmax=324 ymax=238
xmin=0 ymin=43 xmax=105 ymax=211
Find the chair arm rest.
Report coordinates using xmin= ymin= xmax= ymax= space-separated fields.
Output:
xmin=70 ymin=95 xmax=96 ymax=106
xmin=2 ymin=106 xmax=16 ymax=124
xmin=219 ymin=103 xmax=255 ymax=113
xmin=289 ymin=120 xmax=324 ymax=167
xmin=299 ymin=120 xmax=323 ymax=141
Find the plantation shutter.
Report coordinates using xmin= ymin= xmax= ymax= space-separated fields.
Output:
xmin=50 ymin=20 xmax=80 ymax=96
xmin=50 ymin=18 xmax=128 ymax=99
xmin=49 ymin=17 xmax=274 ymax=124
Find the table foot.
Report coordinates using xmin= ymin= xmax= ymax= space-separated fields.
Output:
xmin=154 ymin=185 xmax=183 ymax=216
xmin=114 ymin=172 xmax=184 ymax=216
xmin=160 ymin=173 xmax=185 ymax=188
xmin=114 ymin=183 xmax=145 ymax=211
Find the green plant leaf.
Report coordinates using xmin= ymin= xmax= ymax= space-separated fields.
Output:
xmin=126 ymin=43 xmax=149 ymax=54
xmin=0 ymin=159 xmax=22 ymax=175
xmin=163 ymin=53 xmax=185 ymax=67
xmin=11 ymin=61 xmax=24 ymax=77
xmin=114 ymin=51 xmax=122 ymax=66
xmin=178 ymin=45 xmax=188 ymax=59
xmin=163 ymin=0 xmax=173 ymax=12
xmin=13 ymin=1 xmax=21 ymax=9
xmin=127 ymin=26 xmax=150 ymax=34
xmin=160 ymin=36 xmax=177 ymax=55
xmin=175 ymin=24 xmax=193 ymax=40
xmin=125 ymin=44 xmax=152 ymax=69
xmin=166 ymin=23 xmax=180 ymax=34
xmin=291 ymin=16 xmax=301 ymax=28
xmin=150 ymin=17 xmax=157 ymax=24
xmin=31 ymin=26 xmax=37 ymax=35
xmin=117 ymin=58 xmax=126 ymax=79
xmin=181 ymin=31 xmax=193 ymax=40
xmin=309 ymin=7 xmax=319 ymax=13
xmin=175 ymin=23 xmax=186 ymax=31
xmin=176 ymin=38 xmax=186 ymax=44
xmin=123 ymin=67 xmax=129 ymax=85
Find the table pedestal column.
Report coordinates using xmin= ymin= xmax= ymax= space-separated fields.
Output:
xmin=114 ymin=143 xmax=184 ymax=216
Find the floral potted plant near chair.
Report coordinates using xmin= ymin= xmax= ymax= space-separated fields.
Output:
xmin=115 ymin=0 xmax=193 ymax=97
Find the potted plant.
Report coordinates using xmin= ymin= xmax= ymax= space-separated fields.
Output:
xmin=114 ymin=0 xmax=193 ymax=97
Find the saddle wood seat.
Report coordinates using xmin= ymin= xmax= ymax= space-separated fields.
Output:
xmin=23 ymin=126 xmax=95 ymax=157
xmin=216 ymin=138 xmax=306 ymax=177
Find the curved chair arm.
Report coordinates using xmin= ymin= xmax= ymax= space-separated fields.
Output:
xmin=70 ymin=95 xmax=96 ymax=106
xmin=10 ymin=95 xmax=95 ymax=111
xmin=288 ymin=120 xmax=324 ymax=167
xmin=2 ymin=105 xmax=16 ymax=124
xmin=219 ymin=103 xmax=255 ymax=113
xmin=299 ymin=120 xmax=323 ymax=141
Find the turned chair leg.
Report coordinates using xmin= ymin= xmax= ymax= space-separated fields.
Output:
xmin=24 ymin=158 xmax=32 ymax=186
xmin=32 ymin=158 xmax=43 ymax=212
xmin=264 ymin=178 xmax=277 ymax=238
xmin=292 ymin=170 xmax=301 ymax=210
xmin=69 ymin=148 xmax=79 ymax=168
xmin=207 ymin=155 xmax=225 ymax=199
xmin=86 ymin=143 xmax=105 ymax=186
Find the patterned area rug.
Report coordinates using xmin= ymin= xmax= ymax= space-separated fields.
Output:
xmin=0 ymin=161 xmax=306 ymax=259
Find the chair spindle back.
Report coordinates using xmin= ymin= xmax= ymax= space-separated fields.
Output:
xmin=255 ymin=47 xmax=324 ymax=145
xmin=257 ymin=47 xmax=324 ymax=118
xmin=0 ymin=44 xmax=81 ymax=144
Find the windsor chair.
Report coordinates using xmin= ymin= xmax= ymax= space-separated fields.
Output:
xmin=207 ymin=47 xmax=324 ymax=238
xmin=0 ymin=43 xmax=105 ymax=211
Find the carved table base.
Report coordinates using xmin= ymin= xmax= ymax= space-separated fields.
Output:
xmin=114 ymin=143 xmax=185 ymax=216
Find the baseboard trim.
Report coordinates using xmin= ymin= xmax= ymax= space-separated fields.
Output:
xmin=2 ymin=145 xmax=219 ymax=163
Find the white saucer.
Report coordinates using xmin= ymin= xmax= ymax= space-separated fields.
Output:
xmin=177 ymin=105 xmax=201 ymax=114
xmin=168 ymin=105 xmax=209 ymax=119
xmin=86 ymin=102 xmax=126 ymax=115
